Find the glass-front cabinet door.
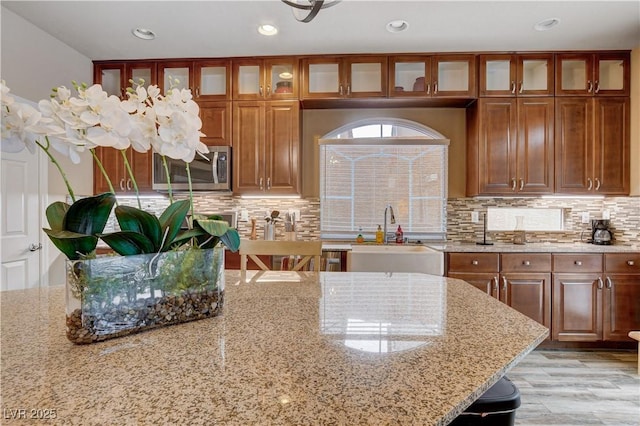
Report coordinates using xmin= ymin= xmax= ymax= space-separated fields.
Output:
xmin=233 ymin=57 xmax=298 ymax=100
xmin=389 ymin=56 xmax=431 ymax=97
xmin=302 ymin=56 xmax=386 ymax=99
xmin=390 ymin=54 xmax=476 ymax=98
xmin=195 ymin=60 xmax=230 ymax=100
xmin=95 ymin=64 xmax=125 ymax=98
xmin=480 ymin=54 xmax=552 ymax=97
xmin=433 ymin=55 xmax=476 ymax=97
xmin=158 ymin=61 xmax=193 ymax=94
xmin=556 ymin=52 xmax=629 ymax=96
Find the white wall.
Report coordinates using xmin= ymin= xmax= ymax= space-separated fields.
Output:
xmin=1 ymin=6 xmax=94 ymax=285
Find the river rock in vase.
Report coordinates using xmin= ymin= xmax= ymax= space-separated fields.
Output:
xmin=65 ymin=247 xmax=225 ymax=344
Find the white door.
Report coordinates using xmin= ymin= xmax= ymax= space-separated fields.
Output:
xmin=1 ymin=135 xmax=43 ymax=291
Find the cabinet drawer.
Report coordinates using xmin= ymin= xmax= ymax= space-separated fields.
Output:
xmin=553 ymin=254 xmax=602 ymax=272
xmin=605 ymin=253 xmax=640 ymax=273
xmin=501 ymin=253 xmax=551 ymax=272
xmin=448 ymin=252 xmax=499 ymax=273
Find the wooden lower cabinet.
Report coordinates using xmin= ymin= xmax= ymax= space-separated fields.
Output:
xmin=552 ymin=253 xmax=640 ymax=342
xmin=447 ymin=252 xmax=551 ymax=329
xmin=552 ymin=272 xmax=603 ymax=341
xmin=449 ymin=251 xmax=639 ymax=343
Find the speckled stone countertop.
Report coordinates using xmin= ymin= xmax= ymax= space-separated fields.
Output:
xmin=1 ymin=271 xmax=547 ymax=425
xmin=323 ymin=241 xmax=640 ymax=253
xmin=439 ymin=241 xmax=640 ymax=253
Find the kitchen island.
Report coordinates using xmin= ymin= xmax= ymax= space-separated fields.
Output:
xmin=1 ymin=271 xmax=548 ymax=425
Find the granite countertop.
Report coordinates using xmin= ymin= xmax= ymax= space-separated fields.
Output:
xmin=1 ymin=271 xmax=548 ymax=425
xmin=322 ymin=241 xmax=640 ymax=253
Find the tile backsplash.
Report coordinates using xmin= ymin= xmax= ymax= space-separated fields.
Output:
xmin=110 ymin=194 xmax=639 ymax=245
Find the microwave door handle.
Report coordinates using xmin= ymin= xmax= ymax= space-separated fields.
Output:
xmin=211 ymin=151 xmax=220 ymax=184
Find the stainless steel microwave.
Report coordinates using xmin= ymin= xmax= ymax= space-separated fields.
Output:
xmin=152 ymin=146 xmax=231 ymax=191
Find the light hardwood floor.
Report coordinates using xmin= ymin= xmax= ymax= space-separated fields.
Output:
xmin=508 ymin=350 xmax=640 ymax=425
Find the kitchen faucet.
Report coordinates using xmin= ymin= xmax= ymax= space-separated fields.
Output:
xmin=383 ymin=204 xmax=396 ymax=244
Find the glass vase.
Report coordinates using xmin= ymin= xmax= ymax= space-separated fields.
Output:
xmin=65 ymin=247 xmax=224 ymax=344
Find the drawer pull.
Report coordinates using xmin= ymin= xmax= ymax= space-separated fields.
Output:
xmin=575 ymin=260 xmax=583 ymax=266
xmin=523 ymin=260 xmax=531 ymax=266
xmin=597 ymin=277 xmax=604 ymax=290
xmin=472 ymin=260 xmax=479 ymax=265
xmin=627 ymin=260 xmax=635 ymax=266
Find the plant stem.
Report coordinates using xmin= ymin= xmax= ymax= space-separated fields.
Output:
xmin=161 ymin=155 xmax=173 ymax=204
xmin=120 ymin=149 xmax=141 ymax=209
xmin=185 ymin=162 xmax=194 ymax=228
xmin=90 ymin=148 xmax=117 ymax=202
xmin=37 ymin=137 xmax=76 ymax=203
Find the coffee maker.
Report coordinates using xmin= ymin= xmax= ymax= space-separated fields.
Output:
xmin=590 ymin=219 xmax=613 ymax=245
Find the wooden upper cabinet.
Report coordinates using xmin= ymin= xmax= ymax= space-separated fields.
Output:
xmin=467 ymin=97 xmax=554 ymax=196
xmin=158 ymin=60 xmax=231 ymax=100
xmin=199 ymin=101 xmax=232 ymax=146
xmin=233 ymin=57 xmax=299 ymax=101
xmin=555 ymin=97 xmax=629 ymax=195
xmin=390 ymin=54 xmax=476 ymax=98
xmin=479 ymin=53 xmax=553 ymax=97
xmin=555 ymin=51 xmax=630 ymax=96
xmin=301 ymin=55 xmax=387 ymax=99
xmin=232 ymin=101 xmax=300 ymax=195
xmin=94 ymin=61 xmax=157 ymax=98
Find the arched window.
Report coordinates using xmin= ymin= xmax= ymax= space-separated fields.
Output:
xmin=319 ymin=118 xmax=448 ymax=241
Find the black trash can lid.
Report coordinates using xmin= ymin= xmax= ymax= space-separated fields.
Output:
xmin=465 ymin=377 xmax=521 ymax=414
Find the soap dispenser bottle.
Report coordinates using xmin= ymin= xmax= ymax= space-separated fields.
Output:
xmin=375 ymin=225 xmax=384 ymax=244
xmin=395 ymin=225 xmax=404 ymax=244
xmin=356 ymin=227 xmax=364 ymax=244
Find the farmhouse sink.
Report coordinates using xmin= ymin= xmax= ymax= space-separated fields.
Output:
xmin=346 ymin=244 xmax=444 ymax=275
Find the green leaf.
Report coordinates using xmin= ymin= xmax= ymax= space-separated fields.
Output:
xmin=158 ymin=200 xmax=190 ymax=250
xmin=63 ymin=193 xmax=116 ymax=235
xmin=45 ymin=202 xmax=70 ymax=231
xmin=114 ymin=206 xmax=162 ymax=251
xmin=219 ymin=229 xmax=241 ymax=252
xmin=99 ymin=231 xmax=156 ymax=256
xmin=195 ymin=219 xmax=240 ymax=251
xmin=170 ymin=228 xmax=206 ymax=248
xmin=43 ymin=228 xmax=98 ymax=260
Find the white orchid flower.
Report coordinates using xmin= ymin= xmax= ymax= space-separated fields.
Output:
xmin=1 ymin=102 xmax=43 ymax=153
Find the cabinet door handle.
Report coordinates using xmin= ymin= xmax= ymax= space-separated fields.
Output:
xmin=597 ymin=277 xmax=603 ymax=290
xmin=493 ymin=277 xmax=499 ymax=296
xmin=594 ymin=178 xmax=601 ymax=191
xmin=347 ymin=84 xmax=351 ymax=96
xmin=594 ymin=81 xmax=600 ymax=93
xmin=126 ymin=179 xmax=132 ymax=191
xmin=119 ymin=178 xmax=125 ymax=191
xmin=426 ymin=82 xmax=431 ymax=95
xmin=339 ymin=84 xmax=344 ymax=96
xmin=518 ymin=81 xmax=523 ymax=94
xmin=605 ymin=276 xmax=612 ymax=289
xmin=522 ymin=260 xmax=531 ymax=266
xmin=587 ymin=80 xmax=593 ymax=93
xmin=502 ymin=276 xmax=508 ymax=292
xmin=267 ymin=177 xmax=271 ymax=190
xmin=259 ymin=85 xmax=264 ymax=97
xmin=627 ymin=260 xmax=635 ymax=266
xmin=511 ymin=178 xmax=517 ymax=191
xmin=195 ymin=87 xmax=200 ymax=97
xmin=433 ymin=82 xmax=438 ymax=94
xmin=259 ymin=177 xmax=264 ymax=191
xmin=471 ymin=260 xmax=479 ymax=265
xmin=519 ymin=179 xmax=524 ymax=191
xmin=575 ymin=260 xmax=583 ymax=266
xmin=587 ymin=178 xmax=593 ymax=190
xmin=510 ymin=81 xmax=516 ymax=94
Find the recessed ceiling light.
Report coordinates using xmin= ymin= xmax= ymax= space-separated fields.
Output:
xmin=132 ymin=28 xmax=156 ymax=40
xmin=258 ymin=24 xmax=278 ymax=36
xmin=534 ymin=18 xmax=560 ymax=31
xmin=386 ymin=20 xmax=409 ymax=33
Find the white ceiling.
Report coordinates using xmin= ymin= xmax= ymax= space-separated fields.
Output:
xmin=3 ymin=1 xmax=639 ymax=61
